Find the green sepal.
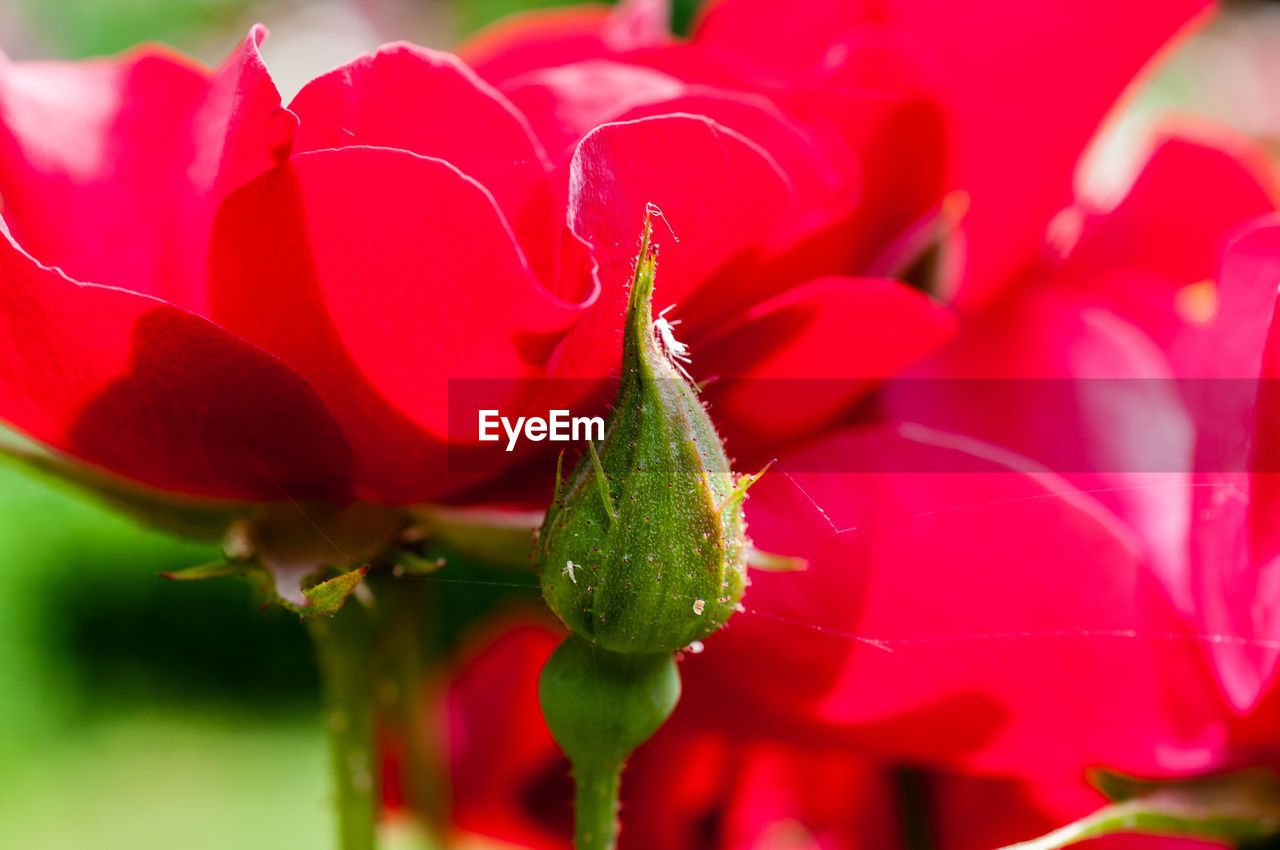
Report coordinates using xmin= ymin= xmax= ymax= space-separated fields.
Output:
xmin=586 ymin=440 xmax=616 ymax=523
xmin=159 ymin=561 xmax=253 ymax=581
xmin=160 ymin=557 xmax=367 ymax=619
xmin=998 ymin=769 xmax=1280 ymax=850
xmin=553 ymin=450 xmax=566 ymax=502
xmin=301 ymin=567 xmax=369 ymax=617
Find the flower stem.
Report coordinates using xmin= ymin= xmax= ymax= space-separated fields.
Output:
xmin=538 ymin=636 xmax=680 ymax=850
xmin=309 ymin=599 xmax=380 ymax=850
xmin=572 ymin=761 xmax=623 ymax=850
xmin=373 ymin=574 xmax=449 ymax=840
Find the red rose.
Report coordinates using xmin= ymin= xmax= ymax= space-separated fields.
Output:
xmin=0 ymin=29 xmax=348 ymax=502
xmin=0 ymin=0 xmax=960 ymax=510
xmin=0 ymin=0 xmax=1213 ymax=509
xmin=0 ymin=27 xmax=585 ymax=506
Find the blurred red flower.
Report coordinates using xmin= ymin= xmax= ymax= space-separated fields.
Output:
xmin=698 ymin=126 xmax=1280 ymax=771
xmin=438 ymin=619 xmax=1222 ymax=849
xmin=428 ymin=0 xmax=1280 ymax=844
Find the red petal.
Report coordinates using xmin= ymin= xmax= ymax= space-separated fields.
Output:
xmin=886 ymin=0 xmax=1213 ymax=302
xmin=778 ymin=28 xmax=949 ymax=276
xmin=1244 ymin=223 xmax=1280 ymax=537
xmin=501 ymin=60 xmax=687 ymax=158
xmin=207 ymin=146 xmax=585 ymax=503
xmin=888 ymin=286 xmax=1198 ymax=605
xmin=1060 ymin=131 xmax=1279 ymax=364
xmin=170 ymin=26 xmax=298 ymax=314
xmin=624 ymin=728 xmax=901 ymax=849
xmin=0 ymin=226 xmax=351 ymax=501
xmin=288 ymin=44 xmax=561 ymax=284
xmin=554 ymin=114 xmax=796 ymax=379
xmin=1087 ymin=220 xmax=1280 ymax=715
xmin=694 ymin=0 xmax=871 ymax=74
xmin=702 ymin=424 xmax=1228 ymax=775
xmin=1063 ymin=131 xmax=1278 ymax=288
xmin=694 ymin=0 xmax=1214 ymax=302
xmin=934 ymin=774 xmax=1223 ymax=850
xmin=1236 ymin=224 xmax=1280 ymax=700
xmin=190 ymin=26 xmax=297 ymax=211
xmin=504 ymin=68 xmax=856 ymax=305
xmin=615 ymin=88 xmax=849 ymax=215
xmin=697 ymin=276 xmax=954 ymax=452
xmin=0 ymin=27 xmax=296 ymax=314
xmin=0 ymin=45 xmax=207 ymax=298
xmin=446 ymin=621 xmax=570 ymax=850
xmin=460 ymin=0 xmax=669 ymax=86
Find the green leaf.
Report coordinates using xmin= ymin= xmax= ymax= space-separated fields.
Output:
xmin=159 ymin=558 xmax=277 ymax=605
xmin=999 ymin=769 xmax=1280 ymax=850
xmin=159 ymin=562 xmax=254 ymax=581
xmin=299 ymin=567 xmax=368 ymax=618
xmin=160 ymin=557 xmax=368 ymax=620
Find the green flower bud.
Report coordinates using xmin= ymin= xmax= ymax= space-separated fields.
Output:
xmin=536 ymin=224 xmax=755 ymax=653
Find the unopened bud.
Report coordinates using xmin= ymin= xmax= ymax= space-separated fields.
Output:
xmin=536 ymin=224 xmax=754 ymax=653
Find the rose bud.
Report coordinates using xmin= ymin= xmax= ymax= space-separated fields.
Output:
xmin=536 ymin=220 xmax=758 ymax=654
xmin=536 ymin=220 xmax=764 ymax=849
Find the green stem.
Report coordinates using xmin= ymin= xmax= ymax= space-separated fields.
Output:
xmin=538 ymin=636 xmax=680 ymax=850
xmin=372 ymin=574 xmax=448 ymax=840
xmin=573 ymin=761 xmax=623 ymax=850
xmin=309 ymin=600 xmax=380 ymax=850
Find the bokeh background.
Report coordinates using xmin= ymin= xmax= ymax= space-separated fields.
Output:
xmin=0 ymin=0 xmax=1278 ymax=848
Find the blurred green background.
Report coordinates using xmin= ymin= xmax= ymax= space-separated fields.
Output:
xmin=0 ymin=459 xmax=333 ymax=849
xmin=0 ymin=0 xmax=1278 ymax=848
